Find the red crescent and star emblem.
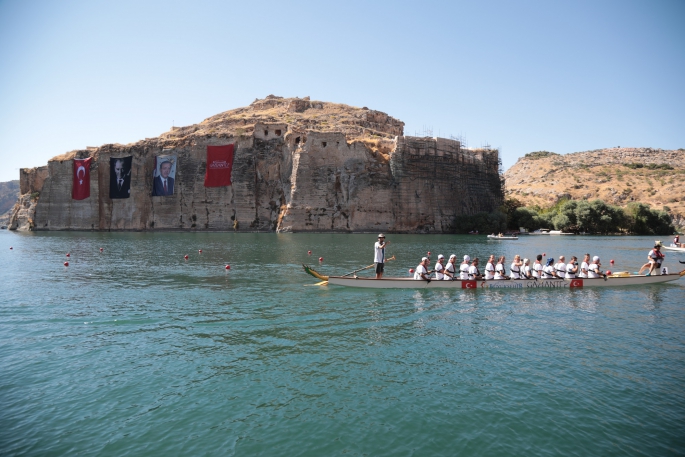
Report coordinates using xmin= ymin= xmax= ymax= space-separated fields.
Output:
xmin=461 ymin=280 xmax=477 ymax=289
xmin=570 ymin=279 xmax=583 ymax=288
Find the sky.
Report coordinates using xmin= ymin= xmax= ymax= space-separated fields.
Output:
xmin=0 ymin=0 xmax=683 ymax=182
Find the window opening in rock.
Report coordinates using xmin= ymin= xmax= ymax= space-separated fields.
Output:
xmin=322 ymin=142 xmax=327 ymax=147
xmin=264 ymin=130 xmax=268 ymax=136
xmin=275 ymin=129 xmax=282 ymax=136
xmin=295 ymin=137 xmax=301 ymax=144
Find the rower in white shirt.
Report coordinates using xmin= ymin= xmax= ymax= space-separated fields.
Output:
xmin=542 ymin=258 xmax=557 ymax=279
xmin=579 ymin=254 xmax=591 ymax=278
xmin=566 ymin=256 xmax=579 ymax=279
xmin=494 ymin=255 xmax=508 ymax=280
xmin=414 ymin=257 xmax=432 ymax=280
xmin=434 ymin=255 xmax=445 ymax=280
xmin=460 ymin=255 xmax=471 ymax=280
xmin=484 ymin=255 xmax=496 ymax=280
xmin=443 ymin=254 xmax=457 ymax=280
xmin=554 ymin=256 xmax=567 ymax=278
xmin=468 ymin=258 xmax=483 ymax=280
xmin=510 ymin=255 xmax=523 ymax=279
xmin=521 ymin=258 xmax=533 ymax=279
xmin=587 ymin=256 xmax=604 ymax=278
xmin=532 ymin=254 xmax=543 ymax=279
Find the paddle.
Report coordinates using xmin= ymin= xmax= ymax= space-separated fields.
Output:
xmin=680 ymin=260 xmax=685 ymax=264
xmin=341 ymin=255 xmax=396 ymax=277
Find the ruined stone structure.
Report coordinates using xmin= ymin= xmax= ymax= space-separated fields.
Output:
xmin=10 ymin=96 xmax=503 ymax=232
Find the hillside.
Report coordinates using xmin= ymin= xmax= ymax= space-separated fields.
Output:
xmin=504 ymin=148 xmax=685 ymax=227
xmin=0 ymin=180 xmax=20 ymax=225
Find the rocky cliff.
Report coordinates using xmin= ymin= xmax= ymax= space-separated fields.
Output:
xmin=504 ymin=148 xmax=685 ymax=228
xmin=11 ymin=96 xmax=503 ymax=233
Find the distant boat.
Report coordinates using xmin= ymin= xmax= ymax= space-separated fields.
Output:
xmin=529 ymin=229 xmax=550 ymax=235
xmin=662 ymin=244 xmax=685 ymax=253
xmin=487 ymin=234 xmax=518 ymax=240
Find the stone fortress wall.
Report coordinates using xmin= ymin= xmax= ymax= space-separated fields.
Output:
xmin=11 ymin=97 xmax=503 ymax=233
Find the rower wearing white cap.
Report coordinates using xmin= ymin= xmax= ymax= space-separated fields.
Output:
xmin=460 ymin=255 xmax=471 ymax=280
xmin=434 ymin=255 xmax=445 ymax=280
xmin=521 ymin=258 xmax=533 ymax=279
xmin=414 ymin=257 xmax=432 ymax=280
xmin=587 ymin=256 xmax=604 ymax=278
xmin=443 ymin=254 xmax=457 ymax=280
xmin=374 ymin=234 xmax=390 ymax=279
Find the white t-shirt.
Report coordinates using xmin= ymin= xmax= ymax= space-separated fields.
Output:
xmin=533 ymin=263 xmax=542 ymax=278
xmin=522 ymin=265 xmax=531 ymax=278
xmin=588 ymin=263 xmax=601 ymax=278
xmin=494 ymin=263 xmax=506 ymax=280
xmin=510 ymin=262 xmax=521 ymax=279
xmin=374 ymin=241 xmax=385 ymax=263
xmin=460 ymin=263 xmax=470 ymax=280
xmin=444 ymin=262 xmax=455 ymax=280
xmin=579 ymin=261 xmax=589 ymax=278
xmin=414 ymin=264 xmax=427 ymax=280
xmin=485 ymin=262 xmax=495 ymax=280
xmin=542 ymin=265 xmax=555 ymax=279
xmin=566 ymin=263 xmax=577 ymax=279
xmin=434 ymin=262 xmax=444 ymax=280
xmin=468 ymin=265 xmax=480 ymax=279
xmin=555 ymin=262 xmax=566 ymax=277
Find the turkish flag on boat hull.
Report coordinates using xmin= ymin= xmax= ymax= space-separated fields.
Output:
xmin=204 ymin=144 xmax=234 ymax=187
xmin=72 ymin=158 xmax=91 ymax=200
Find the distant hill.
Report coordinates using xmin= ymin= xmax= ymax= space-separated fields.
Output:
xmin=504 ymin=148 xmax=685 ymax=228
xmin=0 ymin=180 xmax=20 ymax=225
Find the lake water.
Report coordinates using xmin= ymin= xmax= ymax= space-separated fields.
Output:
xmin=1 ymin=231 xmax=684 ymax=456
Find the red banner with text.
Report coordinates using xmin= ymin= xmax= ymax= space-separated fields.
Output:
xmin=204 ymin=144 xmax=234 ymax=187
xmin=72 ymin=157 xmax=91 ymax=200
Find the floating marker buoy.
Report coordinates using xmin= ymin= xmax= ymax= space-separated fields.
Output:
xmin=9 ymin=247 xmax=12 ymax=250
xmin=319 ymin=257 xmax=323 ymax=262
xmin=543 ymin=253 xmax=546 ymax=256
xmin=64 ymin=261 xmax=69 ymax=267
xmin=225 ymin=265 xmax=230 ymax=270
xmin=409 ymin=268 xmax=414 ymax=273
xmin=184 ymin=255 xmax=189 ymax=260
xmin=427 ymin=251 xmax=431 ymax=256
xmin=308 ymin=250 xmax=312 ymax=255
xmin=606 ymin=270 xmax=612 ymax=275
xmin=66 ymin=253 xmax=70 ymax=257
xmin=610 ymin=259 xmax=614 ymax=264
xmin=199 ymin=249 xmax=202 ymax=253
xmin=99 ymin=247 xmax=103 ymax=252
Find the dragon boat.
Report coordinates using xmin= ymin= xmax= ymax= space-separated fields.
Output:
xmin=302 ymin=265 xmax=685 ymax=289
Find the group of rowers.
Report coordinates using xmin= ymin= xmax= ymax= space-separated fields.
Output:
xmin=413 ymin=253 xmax=606 ymax=281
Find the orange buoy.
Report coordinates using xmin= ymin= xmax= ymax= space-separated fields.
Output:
xmin=184 ymin=255 xmax=189 ymax=260
xmin=64 ymin=261 xmax=69 ymax=267
xmin=225 ymin=265 xmax=230 ymax=270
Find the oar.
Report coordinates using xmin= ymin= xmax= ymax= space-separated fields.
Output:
xmin=341 ymin=255 xmax=396 ymax=277
xmin=680 ymin=260 xmax=685 ymax=264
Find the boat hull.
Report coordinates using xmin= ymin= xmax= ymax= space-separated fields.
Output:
xmin=327 ymin=274 xmax=683 ymax=289
xmin=662 ymin=245 xmax=685 ymax=252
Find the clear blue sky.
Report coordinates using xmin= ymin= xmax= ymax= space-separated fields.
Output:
xmin=1 ymin=0 xmax=683 ymax=182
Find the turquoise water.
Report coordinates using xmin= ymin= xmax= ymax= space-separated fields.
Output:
xmin=1 ymin=231 xmax=684 ymax=456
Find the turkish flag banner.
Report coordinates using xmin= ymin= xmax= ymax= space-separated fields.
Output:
xmin=204 ymin=144 xmax=234 ymax=187
xmin=461 ymin=280 xmax=477 ymax=289
xmin=569 ymin=279 xmax=584 ymax=288
xmin=72 ymin=157 xmax=91 ymax=200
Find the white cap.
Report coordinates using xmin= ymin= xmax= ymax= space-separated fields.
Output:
xmin=378 ymin=233 xmax=385 ymax=238
xmin=422 ymin=257 xmax=428 ymax=262
xmin=438 ymin=254 xmax=444 ymax=259
xmin=593 ymin=256 xmax=600 ymax=262
xmin=449 ymin=254 xmax=456 ymax=259
xmin=523 ymin=258 xmax=529 ymax=264
xmin=464 ymin=255 xmax=471 ymax=261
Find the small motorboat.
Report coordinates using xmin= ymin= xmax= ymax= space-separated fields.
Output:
xmin=487 ymin=234 xmax=518 ymax=240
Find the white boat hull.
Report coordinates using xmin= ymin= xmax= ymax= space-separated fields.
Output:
xmin=487 ymin=235 xmax=518 ymax=240
xmin=327 ymin=274 xmax=683 ymax=289
xmin=662 ymin=245 xmax=685 ymax=252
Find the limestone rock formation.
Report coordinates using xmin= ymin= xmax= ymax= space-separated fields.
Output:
xmin=10 ymin=96 xmax=503 ymax=232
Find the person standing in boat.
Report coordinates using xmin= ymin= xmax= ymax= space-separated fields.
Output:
xmin=579 ymin=254 xmax=591 ymax=278
xmin=434 ymin=255 xmax=445 ymax=280
xmin=494 ymin=256 xmax=509 ymax=280
xmin=374 ymin=234 xmax=390 ymax=279
xmin=460 ymin=255 xmax=471 ymax=280
xmin=443 ymin=255 xmax=457 ymax=280
xmin=566 ymin=256 xmax=579 ymax=278
xmin=532 ymin=254 xmax=544 ymax=279
xmin=673 ymin=235 xmax=682 ymax=248
xmin=588 ymin=256 xmax=604 ymax=278
xmin=638 ymin=244 xmax=665 ymax=275
xmin=414 ymin=257 xmax=432 ymax=280
xmin=468 ymin=258 xmax=483 ymax=280
xmin=484 ymin=255 xmax=496 ymax=280
xmin=554 ymin=256 xmax=567 ymax=278
xmin=510 ymin=255 xmax=523 ymax=279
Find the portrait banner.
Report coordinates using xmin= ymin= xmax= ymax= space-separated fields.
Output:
xmin=110 ymin=156 xmax=132 ymax=199
xmin=152 ymin=154 xmax=177 ymax=196
xmin=72 ymin=157 xmax=91 ymax=200
xmin=204 ymin=144 xmax=234 ymax=187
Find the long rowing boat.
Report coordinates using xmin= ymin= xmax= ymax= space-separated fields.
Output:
xmin=303 ymin=265 xmax=685 ymax=289
xmin=326 ymin=274 xmax=684 ymax=289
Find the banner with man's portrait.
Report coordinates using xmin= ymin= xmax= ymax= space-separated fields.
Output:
xmin=151 ymin=154 xmax=177 ymax=196
xmin=110 ymin=156 xmax=132 ymax=199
